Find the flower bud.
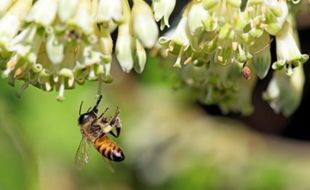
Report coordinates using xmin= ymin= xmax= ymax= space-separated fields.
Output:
xmin=25 ymin=0 xmax=58 ymax=27
xmin=273 ymin=22 xmax=309 ymax=75
xmin=152 ymin=0 xmax=176 ymax=30
xmin=203 ymin=0 xmax=218 ymax=10
xmin=58 ymin=0 xmax=79 ymax=22
xmin=264 ymin=0 xmax=288 ymax=35
xmin=115 ymin=24 xmax=134 ymax=73
xmin=95 ymin=0 xmax=123 ymax=24
xmin=247 ymin=0 xmax=264 ymax=5
xmin=160 ymin=16 xmax=190 ymax=49
xmin=187 ymin=2 xmax=209 ymax=36
xmin=72 ymin=0 xmax=94 ymax=35
xmin=9 ymin=25 xmax=43 ymax=65
xmin=46 ymin=33 xmax=64 ymax=64
xmin=102 ymin=62 xmax=112 ymax=83
xmin=263 ymin=67 xmax=304 ymax=116
xmin=202 ymin=14 xmax=217 ymax=32
xmin=132 ymin=0 xmax=158 ymax=48
xmin=218 ymin=23 xmax=232 ymax=40
xmin=0 ymin=0 xmax=33 ymax=46
xmin=226 ymin=0 xmax=241 ymax=8
xmin=134 ymin=39 xmax=147 ymax=73
xmin=98 ymin=29 xmax=113 ymax=63
xmin=0 ymin=0 xmax=14 ymax=17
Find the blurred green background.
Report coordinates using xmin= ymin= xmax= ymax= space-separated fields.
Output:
xmin=1 ymin=57 xmax=310 ymax=190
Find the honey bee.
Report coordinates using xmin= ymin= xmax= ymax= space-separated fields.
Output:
xmin=75 ymin=95 xmax=125 ymax=168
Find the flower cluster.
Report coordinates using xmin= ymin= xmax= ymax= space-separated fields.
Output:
xmin=0 ymin=0 xmax=308 ymax=116
xmin=0 ymin=0 xmax=174 ymax=100
xmin=159 ymin=0 xmax=308 ymax=115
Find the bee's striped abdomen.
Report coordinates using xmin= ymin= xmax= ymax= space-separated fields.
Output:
xmin=94 ymin=135 xmax=125 ymax=162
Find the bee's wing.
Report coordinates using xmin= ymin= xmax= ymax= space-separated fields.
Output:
xmin=75 ymin=137 xmax=90 ymax=169
xmin=104 ymin=158 xmax=115 ymax=173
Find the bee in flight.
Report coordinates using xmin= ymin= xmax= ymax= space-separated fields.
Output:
xmin=75 ymin=95 xmax=125 ymax=168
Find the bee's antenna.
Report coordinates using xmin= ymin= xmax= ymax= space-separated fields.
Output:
xmin=87 ymin=107 xmax=91 ymax=112
xmin=92 ymin=95 xmax=103 ymax=112
xmin=79 ymin=101 xmax=84 ymax=115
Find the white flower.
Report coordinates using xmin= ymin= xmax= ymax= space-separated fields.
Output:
xmin=132 ymin=0 xmax=158 ymax=48
xmin=0 ymin=0 xmax=33 ymax=48
xmin=152 ymin=0 xmax=176 ymax=30
xmin=8 ymin=25 xmax=42 ymax=63
xmin=272 ymin=22 xmax=309 ymax=75
xmin=98 ymin=28 xmax=113 ymax=63
xmin=264 ymin=0 xmax=288 ymax=35
xmin=227 ymin=0 xmax=242 ymax=7
xmin=187 ymin=2 xmax=209 ymax=36
xmin=0 ymin=0 xmax=14 ymax=17
xmin=115 ymin=23 xmax=134 ymax=73
xmin=25 ymin=0 xmax=58 ymax=27
xmin=95 ymin=0 xmax=123 ymax=23
xmin=263 ymin=66 xmax=304 ymax=116
xmin=203 ymin=0 xmax=219 ymax=10
xmin=71 ymin=0 xmax=94 ymax=35
xmin=57 ymin=0 xmax=79 ymax=22
xmin=159 ymin=16 xmax=190 ymax=68
xmin=134 ymin=39 xmax=146 ymax=73
xmin=46 ymin=33 xmax=64 ymax=65
xmin=160 ymin=16 xmax=190 ymax=48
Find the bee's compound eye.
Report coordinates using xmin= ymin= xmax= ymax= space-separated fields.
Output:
xmin=78 ymin=114 xmax=89 ymax=124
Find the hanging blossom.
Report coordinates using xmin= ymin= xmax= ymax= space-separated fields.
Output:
xmin=0 ymin=0 xmax=160 ymax=101
xmin=263 ymin=14 xmax=308 ymax=116
xmin=157 ymin=0 xmax=308 ymax=115
xmin=0 ymin=0 xmax=309 ymax=116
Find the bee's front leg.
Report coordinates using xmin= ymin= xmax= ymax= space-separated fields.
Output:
xmin=97 ymin=107 xmax=109 ymax=123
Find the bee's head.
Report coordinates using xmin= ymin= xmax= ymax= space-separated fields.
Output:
xmin=78 ymin=95 xmax=102 ymax=125
xmin=78 ymin=112 xmax=96 ymax=125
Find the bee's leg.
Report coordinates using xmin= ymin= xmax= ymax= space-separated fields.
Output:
xmin=109 ymin=108 xmax=121 ymax=137
xmin=109 ymin=129 xmax=120 ymax=138
xmin=98 ymin=107 xmax=109 ymax=123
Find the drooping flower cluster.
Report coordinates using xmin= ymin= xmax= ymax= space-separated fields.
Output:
xmin=159 ymin=0 xmax=308 ymax=115
xmin=0 ymin=0 xmax=308 ymax=116
xmin=0 ymin=0 xmax=174 ymax=100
